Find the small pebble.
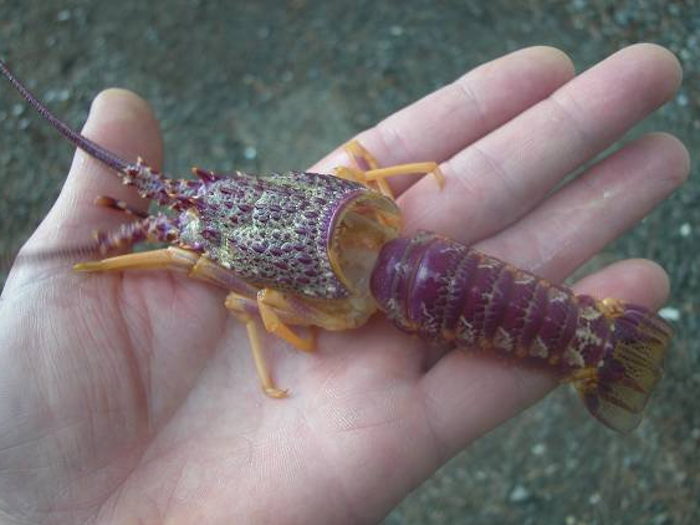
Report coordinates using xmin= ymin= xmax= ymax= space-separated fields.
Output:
xmin=652 ymin=513 xmax=670 ymax=525
xmin=659 ymin=307 xmax=680 ymax=322
xmin=544 ymin=464 xmax=558 ymax=475
xmin=589 ymin=492 xmax=601 ymax=505
xmin=531 ymin=443 xmax=546 ymax=456
xmin=390 ymin=25 xmax=404 ymax=37
xmin=243 ymin=146 xmax=257 ymax=160
xmin=679 ymin=223 xmax=692 ymax=237
xmin=44 ymin=88 xmax=71 ymax=103
xmin=509 ymin=485 xmax=530 ymax=502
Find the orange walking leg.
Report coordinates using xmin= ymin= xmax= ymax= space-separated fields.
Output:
xmin=337 ymin=140 xmax=445 ymax=199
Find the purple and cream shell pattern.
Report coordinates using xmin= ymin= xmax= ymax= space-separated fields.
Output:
xmin=173 ymin=170 xmax=385 ymax=299
xmin=370 ymin=232 xmax=672 ymax=432
xmin=371 ymin=232 xmax=610 ymax=371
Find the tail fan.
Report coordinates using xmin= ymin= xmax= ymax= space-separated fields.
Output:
xmin=577 ymin=303 xmax=673 ymax=433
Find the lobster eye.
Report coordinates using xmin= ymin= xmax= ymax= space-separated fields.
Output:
xmin=328 ymin=193 xmax=401 ymax=297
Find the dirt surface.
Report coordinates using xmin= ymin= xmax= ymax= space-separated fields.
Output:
xmin=0 ymin=1 xmax=698 ymax=524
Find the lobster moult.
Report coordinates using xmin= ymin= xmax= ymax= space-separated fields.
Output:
xmin=0 ymin=57 xmax=671 ymax=433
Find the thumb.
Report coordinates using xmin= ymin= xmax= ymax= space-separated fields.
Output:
xmin=32 ymin=88 xmax=163 ymax=247
xmin=5 ymin=89 xmax=163 ymax=287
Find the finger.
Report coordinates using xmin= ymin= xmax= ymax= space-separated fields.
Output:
xmin=476 ymin=132 xmax=690 ymax=281
xmin=312 ymin=46 xmax=575 ymax=194
xmin=400 ymin=44 xmax=683 ymax=242
xmin=24 ymin=88 xmax=163 ymax=252
xmin=571 ymin=258 xmax=670 ymax=309
xmin=418 ymin=259 xmax=670 ymax=460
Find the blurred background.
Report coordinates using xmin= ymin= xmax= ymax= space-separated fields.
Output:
xmin=0 ymin=1 xmax=697 ymax=523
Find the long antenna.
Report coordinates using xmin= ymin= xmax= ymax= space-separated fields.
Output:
xmin=0 ymin=57 xmax=131 ymax=174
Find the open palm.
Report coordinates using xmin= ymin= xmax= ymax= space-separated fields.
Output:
xmin=0 ymin=44 xmax=688 ymax=524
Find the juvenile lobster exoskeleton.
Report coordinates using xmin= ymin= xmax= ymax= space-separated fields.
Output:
xmin=1 ymin=58 xmax=671 ymax=433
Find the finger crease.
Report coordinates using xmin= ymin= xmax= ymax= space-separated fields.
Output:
xmin=470 ymin=143 xmax=518 ymax=199
xmin=547 ymin=89 xmax=597 ymax=157
xmin=454 ymin=76 xmax=488 ymax=130
xmin=418 ymin=383 xmax=453 ymax=466
xmin=373 ymin=119 xmax=412 ymax=163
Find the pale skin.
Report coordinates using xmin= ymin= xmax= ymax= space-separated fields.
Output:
xmin=0 ymin=44 xmax=689 ymax=524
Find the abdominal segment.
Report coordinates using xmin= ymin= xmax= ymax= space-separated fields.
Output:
xmin=370 ymin=232 xmax=612 ymax=375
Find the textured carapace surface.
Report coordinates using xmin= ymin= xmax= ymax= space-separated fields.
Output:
xmin=168 ymin=168 xmax=393 ymax=299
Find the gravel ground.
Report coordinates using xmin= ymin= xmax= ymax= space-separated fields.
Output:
xmin=0 ymin=1 xmax=698 ymax=524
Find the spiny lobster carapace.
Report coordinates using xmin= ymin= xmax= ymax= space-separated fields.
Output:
xmin=0 ymin=57 xmax=671 ymax=433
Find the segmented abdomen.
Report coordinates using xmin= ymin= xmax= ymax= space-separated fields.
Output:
xmin=370 ymin=232 xmax=614 ymax=374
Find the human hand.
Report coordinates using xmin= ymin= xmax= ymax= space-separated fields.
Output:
xmin=0 ymin=44 xmax=687 ymax=524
